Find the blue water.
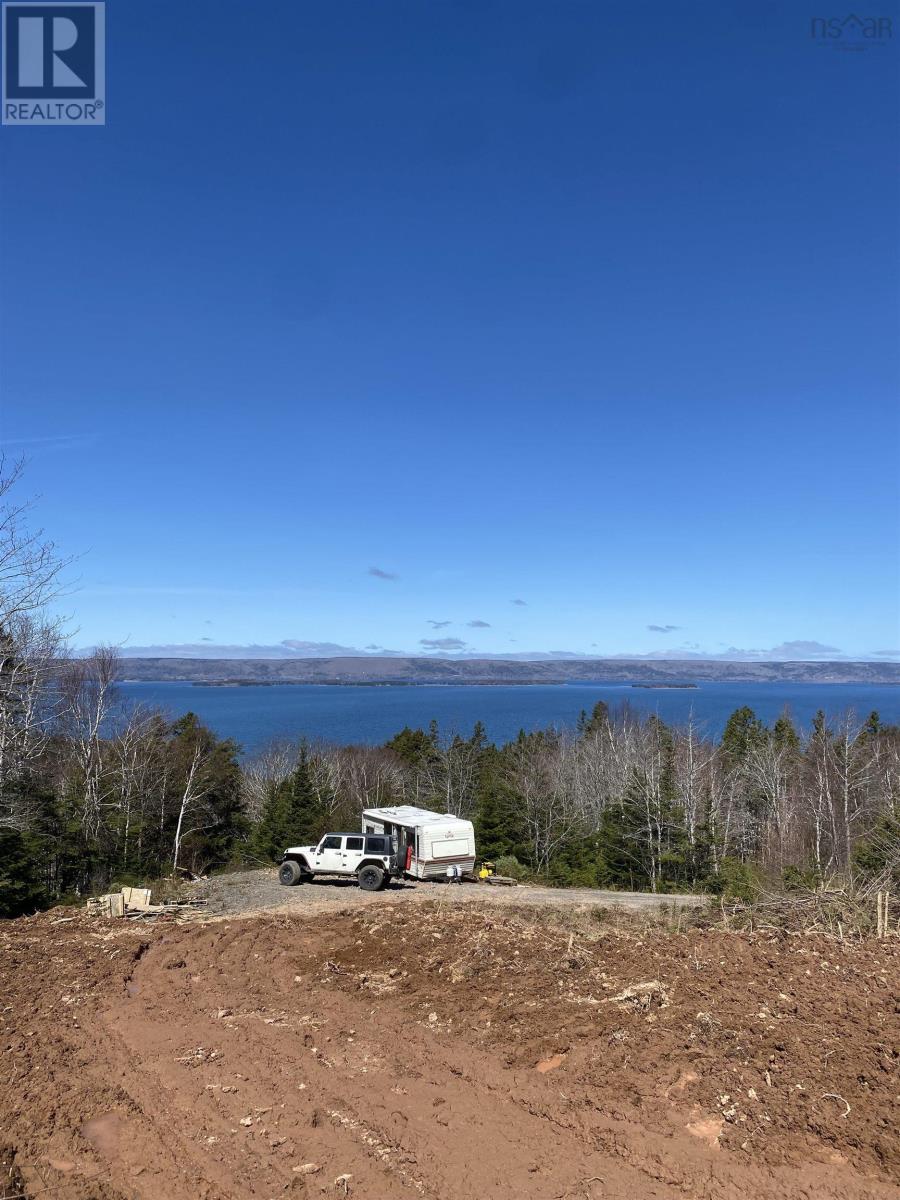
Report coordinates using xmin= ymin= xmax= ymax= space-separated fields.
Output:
xmin=115 ymin=681 xmax=900 ymax=755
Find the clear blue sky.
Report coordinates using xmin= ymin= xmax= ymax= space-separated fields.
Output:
xmin=1 ymin=0 xmax=898 ymax=661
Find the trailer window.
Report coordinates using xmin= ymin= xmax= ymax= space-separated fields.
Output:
xmin=345 ymin=836 xmax=363 ymax=851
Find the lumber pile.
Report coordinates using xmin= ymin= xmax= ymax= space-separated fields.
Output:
xmin=86 ymin=892 xmax=125 ymax=918
xmin=86 ymin=886 xmax=208 ymax=921
xmin=484 ymin=874 xmax=518 ymax=887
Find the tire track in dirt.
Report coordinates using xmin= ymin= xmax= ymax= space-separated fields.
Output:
xmin=100 ymin=921 xmax=649 ymax=1199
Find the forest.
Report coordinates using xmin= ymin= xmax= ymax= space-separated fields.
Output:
xmin=1 ymin=461 xmax=898 ymax=916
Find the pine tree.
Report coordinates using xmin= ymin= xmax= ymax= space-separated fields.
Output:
xmin=473 ymin=746 xmax=527 ymax=861
xmin=168 ymin=713 xmax=244 ymax=875
xmin=0 ymin=827 xmax=44 ymax=917
xmin=251 ymin=750 xmax=325 ymax=863
xmin=581 ymin=700 xmax=610 ymax=737
xmin=469 ymin=720 xmax=488 ymax=752
xmin=864 ymin=710 xmax=881 ymax=736
xmin=772 ymin=710 xmax=800 ymax=752
xmin=384 ymin=726 xmax=440 ymax=767
xmin=721 ymin=706 xmax=767 ymax=766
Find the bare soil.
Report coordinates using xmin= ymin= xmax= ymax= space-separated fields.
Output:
xmin=1 ymin=896 xmax=897 ymax=1200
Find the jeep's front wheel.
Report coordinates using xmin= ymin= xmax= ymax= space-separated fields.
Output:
xmin=279 ymin=860 xmax=304 ymax=886
xmin=357 ymin=864 xmax=385 ymax=892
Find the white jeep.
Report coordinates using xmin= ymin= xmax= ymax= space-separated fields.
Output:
xmin=279 ymin=832 xmax=399 ymax=892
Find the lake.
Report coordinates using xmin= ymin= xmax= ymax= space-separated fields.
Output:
xmin=116 ymin=681 xmax=900 ymax=754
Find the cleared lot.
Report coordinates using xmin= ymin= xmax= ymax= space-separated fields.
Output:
xmin=1 ymin=896 xmax=897 ymax=1200
xmin=200 ymin=867 xmax=708 ymax=919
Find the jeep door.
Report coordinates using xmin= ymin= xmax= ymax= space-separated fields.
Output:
xmin=312 ymin=834 xmax=345 ymax=874
xmin=342 ymin=835 xmax=364 ymax=872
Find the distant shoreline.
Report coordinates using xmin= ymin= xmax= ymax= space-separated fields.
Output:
xmin=188 ymin=679 xmax=702 ymax=689
xmin=113 ymin=656 xmax=900 ymax=688
xmin=631 ymin=683 xmax=698 ymax=689
xmin=114 ymin=672 xmax=898 ymax=690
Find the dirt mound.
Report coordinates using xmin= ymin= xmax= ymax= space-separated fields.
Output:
xmin=1 ymin=903 xmax=897 ymax=1199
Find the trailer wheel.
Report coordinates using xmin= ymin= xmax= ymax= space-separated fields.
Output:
xmin=357 ymin=864 xmax=384 ymax=892
xmin=278 ymin=860 xmax=304 ymax=886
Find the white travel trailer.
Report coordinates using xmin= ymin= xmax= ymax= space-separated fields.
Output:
xmin=361 ymin=805 xmax=476 ymax=880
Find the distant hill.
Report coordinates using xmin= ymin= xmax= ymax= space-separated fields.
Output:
xmin=117 ymin=657 xmax=900 ymax=685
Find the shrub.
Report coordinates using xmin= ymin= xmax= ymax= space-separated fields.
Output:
xmin=782 ymin=863 xmax=822 ymax=893
xmin=0 ymin=829 xmax=45 ymax=918
xmin=708 ymin=857 xmax=763 ymax=903
xmin=853 ymin=813 xmax=900 ymax=889
xmin=493 ymin=854 xmax=530 ymax=881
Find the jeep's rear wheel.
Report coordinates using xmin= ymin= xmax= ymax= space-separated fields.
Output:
xmin=279 ymin=860 xmax=304 ymax=886
xmin=357 ymin=864 xmax=384 ymax=892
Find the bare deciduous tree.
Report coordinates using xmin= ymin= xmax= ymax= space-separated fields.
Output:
xmin=0 ymin=457 xmax=71 ymax=623
xmin=59 ymin=645 xmax=120 ymax=838
xmin=0 ymin=613 xmax=64 ymax=830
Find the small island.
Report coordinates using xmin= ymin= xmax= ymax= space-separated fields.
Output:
xmin=631 ymin=682 xmax=698 ymax=689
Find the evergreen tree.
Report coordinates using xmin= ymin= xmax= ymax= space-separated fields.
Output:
xmin=474 ymin=747 xmax=528 ymax=861
xmin=252 ymin=750 xmax=325 ymax=863
xmin=853 ymin=812 xmax=900 ymax=888
xmin=864 ymin=710 xmax=881 ymax=736
xmin=469 ymin=720 xmax=488 ymax=752
xmin=0 ymin=827 xmax=44 ymax=917
xmin=168 ymin=713 xmax=244 ymax=874
xmin=721 ymin=706 xmax=767 ymax=766
xmin=581 ymin=700 xmax=610 ymax=737
xmin=772 ymin=710 xmax=800 ymax=752
xmin=384 ymin=725 xmax=440 ymax=767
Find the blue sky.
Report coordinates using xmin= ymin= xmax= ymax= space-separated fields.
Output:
xmin=1 ymin=0 xmax=898 ymax=661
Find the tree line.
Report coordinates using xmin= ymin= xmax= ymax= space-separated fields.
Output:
xmin=0 ymin=460 xmax=898 ymax=914
xmin=247 ymin=702 xmax=900 ymax=899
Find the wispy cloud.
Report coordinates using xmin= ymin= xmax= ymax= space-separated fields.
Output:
xmin=647 ymin=624 xmax=680 ymax=633
xmin=511 ymin=598 xmax=527 ymax=606
xmin=870 ymin=649 xmax=900 ymax=658
xmin=112 ymin=643 xmax=306 ymax=659
xmin=80 ymin=584 xmax=312 ymax=598
xmin=2 ymin=432 xmax=97 ymax=450
xmin=114 ymin=640 xmax=407 ymax=659
xmin=467 ymin=619 xmax=491 ymax=628
xmin=767 ymin=640 xmax=841 ymax=658
xmin=368 ymin=566 xmax=399 ymax=581
xmin=420 ymin=637 xmax=467 ymax=650
xmin=426 ymin=619 xmax=451 ymax=629
xmin=613 ymin=639 xmax=846 ymax=662
xmin=281 ymin=639 xmax=366 ymax=655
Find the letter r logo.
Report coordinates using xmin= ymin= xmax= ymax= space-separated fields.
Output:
xmin=3 ymin=4 xmax=97 ymax=98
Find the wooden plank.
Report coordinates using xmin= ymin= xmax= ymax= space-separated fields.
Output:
xmin=122 ymin=886 xmax=153 ymax=911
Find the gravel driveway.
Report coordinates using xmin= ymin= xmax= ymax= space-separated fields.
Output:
xmin=197 ymin=867 xmax=707 ymax=919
